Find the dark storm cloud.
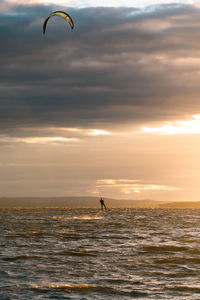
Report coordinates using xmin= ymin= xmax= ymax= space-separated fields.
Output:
xmin=1 ymin=2 xmax=200 ymax=135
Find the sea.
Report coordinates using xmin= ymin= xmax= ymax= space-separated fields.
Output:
xmin=1 ymin=208 xmax=200 ymax=300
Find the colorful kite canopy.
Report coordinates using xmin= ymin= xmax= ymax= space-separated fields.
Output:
xmin=43 ymin=11 xmax=74 ymax=34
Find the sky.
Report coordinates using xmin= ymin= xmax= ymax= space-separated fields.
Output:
xmin=1 ymin=0 xmax=200 ymax=201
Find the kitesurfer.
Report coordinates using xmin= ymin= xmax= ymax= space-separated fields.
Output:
xmin=100 ymin=198 xmax=107 ymax=210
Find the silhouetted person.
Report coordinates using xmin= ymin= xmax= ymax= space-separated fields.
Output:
xmin=100 ymin=198 xmax=107 ymax=210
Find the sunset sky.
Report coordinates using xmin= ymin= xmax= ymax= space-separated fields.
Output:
xmin=1 ymin=0 xmax=200 ymax=201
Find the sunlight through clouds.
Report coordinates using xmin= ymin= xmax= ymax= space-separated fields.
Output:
xmin=0 ymin=127 xmax=112 ymax=145
xmin=87 ymin=129 xmax=111 ymax=136
xmin=50 ymin=127 xmax=111 ymax=137
xmin=0 ymin=136 xmax=79 ymax=144
xmin=96 ymin=179 xmax=179 ymax=194
xmin=142 ymin=115 xmax=200 ymax=135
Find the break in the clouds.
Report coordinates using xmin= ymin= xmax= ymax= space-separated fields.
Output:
xmin=143 ymin=115 xmax=200 ymax=135
xmin=0 ymin=126 xmax=112 ymax=145
xmin=95 ymin=179 xmax=179 ymax=194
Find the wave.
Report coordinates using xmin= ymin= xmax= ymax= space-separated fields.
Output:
xmin=165 ymin=285 xmax=200 ymax=293
xmin=58 ymin=231 xmax=79 ymax=236
xmin=155 ymin=256 xmax=200 ymax=265
xmin=58 ymin=249 xmax=98 ymax=257
xmin=143 ymin=244 xmax=188 ymax=253
xmin=164 ymin=272 xmax=197 ymax=278
xmin=3 ymin=255 xmax=42 ymax=261
xmin=27 ymin=231 xmax=45 ymax=236
xmin=30 ymin=283 xmax=148 ymax=297
xmin=53 ymin=215 xmax=104 ymax=220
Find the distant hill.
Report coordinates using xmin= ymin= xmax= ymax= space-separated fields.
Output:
xmin=0 ymin=197 xmax=160 ymax=208
xmin=159 ymin=201 xmax=200 ymax=209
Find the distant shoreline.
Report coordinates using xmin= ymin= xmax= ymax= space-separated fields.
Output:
xmin=0 ymin=197 xmax=200 ymax=209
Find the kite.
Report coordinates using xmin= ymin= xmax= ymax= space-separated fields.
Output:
xmin=43 ymin=11 xmax=74 ymax=34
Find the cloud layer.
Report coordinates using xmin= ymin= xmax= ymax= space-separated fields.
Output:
xmin=1 ymin=3 xmax=200 ymax=136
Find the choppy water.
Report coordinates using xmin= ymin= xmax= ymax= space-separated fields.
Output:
xmin=1 ymin=208 xmax=200 ymax=299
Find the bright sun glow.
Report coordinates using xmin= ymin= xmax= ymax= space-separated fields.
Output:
xmin=87 ymin=129 xmax=111 ymax=136
xmin=143 ymin=115 xmax=200 ymax=135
